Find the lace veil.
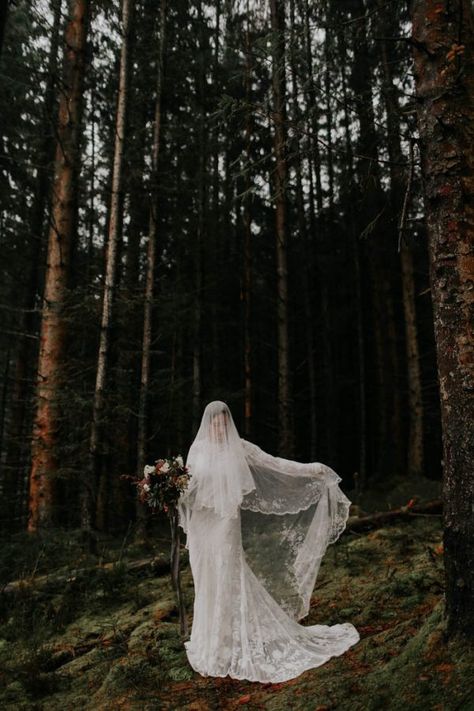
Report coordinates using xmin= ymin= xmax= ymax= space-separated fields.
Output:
xmin=177 ymin=400 xmax=256 ymax=521
xmin=178 ymin=400 xmax=351 ymax=621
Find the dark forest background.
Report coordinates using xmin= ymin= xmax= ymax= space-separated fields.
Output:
xmin=0 ymin=2 xmax=473 ymax=706
xmin=0 ymin=0 xmax=442 ymax=535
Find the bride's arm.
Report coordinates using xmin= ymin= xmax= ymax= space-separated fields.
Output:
xmin=240 ymin=438 xmax=341 ymax=485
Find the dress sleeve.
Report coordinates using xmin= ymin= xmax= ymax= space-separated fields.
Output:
xmin=240 ymin=438 xmax=341 ymax=486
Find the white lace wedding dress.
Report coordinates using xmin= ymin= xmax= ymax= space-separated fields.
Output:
xmin=178 ymin=401 xmax=360 ymax=684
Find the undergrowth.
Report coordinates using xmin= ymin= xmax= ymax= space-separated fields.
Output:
xmin=0 ymin=516 xmax=472 ymax=711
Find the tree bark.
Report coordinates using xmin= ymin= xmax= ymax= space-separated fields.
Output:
xmin=192 ymin=0 xmax=207 ymax=435
xmin=242 ymin=6 xmax=253 ymax=438
xmin=336 ymin=17 xmax=367 ymax=489
xmin=302 ymin=0 xmax=323 ymax=214
xmin=400 ymin=228 xmax=424 ymax=476
xmin=135 ymin=0 xmax=167 ymax=537
xmin=28 ymin=0 xmax=89 ymax=532
xmin=270 ymin=0 xmax=293 ymax=457
xmin=348 ymin=0 xmax=403 ymax=481
xmin=84 ymin=0 xmax=132 ymax=536
xmin=289 ymin=0 xmax=318 ymax=458
xmin=5 ymin=0 xmax=63 ymax=531
xmin=377 ymin=0 xmax=424 ymax=477
xmin=411 ymin=0 xmax=474 ymax=638
xmin=210 ymin=0 xmax=221 ymax=395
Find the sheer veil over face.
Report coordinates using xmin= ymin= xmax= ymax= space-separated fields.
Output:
xmin=178 ymin=400 xmax=256 ymax=522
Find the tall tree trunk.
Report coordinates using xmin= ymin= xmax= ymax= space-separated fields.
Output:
xmin=116 ymin=1 xmax=156 ymax=529
xmin=5 ymin=0 xmax=63 ymax=531
xmin=0 ymin=0 xmax=9 ymax=58
xmin=324 ymin=24 xmax=334 ymax=214
xmin=411 ymin=0 xmax=474 ymax=638
xmin=305 ymin=0 xmax=337 ymax=463
xmin=303 ymin=0 xmax=323 ymax=214
xmin=27 ymin=0 xmax=89 ymax=532
xmin=377 ymin=0 xmax=424 ymax=476
xmin=84 ymin=0 xmax=132 ymax=536
xmin=348 ymin=0 xmax=403 ymax=481
xmin=135 ymin=0 xmax=166 ymax=538
xmin=86 ymin=87 xmax=96 ymax=283
xmin=242 ymin=6 xmax=253 ymax=438
xmin=336 ymin=17 xmax=367 ymax=489
xmin=0 ymin=351 xmax=10 ymax=491
xmin=192 ymin=1 xmax=207 ymax=434
xmin=210 ymin=0 xmax=221 ymax=395
xmin=289 ymin=0 xmax=317 ymax=457
xmin=270 ymin=0 xmax=293 ymax=457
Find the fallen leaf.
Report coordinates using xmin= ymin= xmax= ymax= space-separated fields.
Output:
xmin=436 ymin=662 xmax=454 ymax=672
xmin=236 ymin=695 xmax=251 ymax=705
xmin=446 ymin=44 xmax=465 ymax=62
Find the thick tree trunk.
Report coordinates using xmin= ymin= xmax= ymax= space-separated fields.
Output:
xmin=411 ymin=0 xmax=474 ymax=637
xmin=270 ymin=0 xmax=293 ymax=457
xmin=28 ymin=0 xmax=89 ymax=532
xmin=84 ymin=0 xmax=132 ymax=536
xmin=5 ymin=0 xmax=63 ymax=531
xmin=135 ymin=0 xmax=166 ymax=537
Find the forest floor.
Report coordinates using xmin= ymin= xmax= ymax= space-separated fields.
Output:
xmin=1 ymin=489 xmax=473 ymax=710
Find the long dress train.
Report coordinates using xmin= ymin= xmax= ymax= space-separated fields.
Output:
xmin=184 ymin=507 xmax=359 ymax=683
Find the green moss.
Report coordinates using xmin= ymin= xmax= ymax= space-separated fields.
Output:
xmin=1 ymin=517 xmax=473 ymax=711
xmin=355 ymin=604 xmax=474 ymax=711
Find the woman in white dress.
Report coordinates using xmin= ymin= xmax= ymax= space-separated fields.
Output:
xmin=177 ymin=400 xmax=359 ymax=684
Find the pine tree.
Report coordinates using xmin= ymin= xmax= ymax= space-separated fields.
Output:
xmin=28 ymin=0 xmax=90 ymax=531
xmin=411 ymin=0 xmax=474 ymax=637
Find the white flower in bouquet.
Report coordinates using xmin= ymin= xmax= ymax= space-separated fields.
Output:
xmin=161 ymin=461 xmax=170 ymax=473
xmin=144 ymin=465 xmax=155 ymax=478
xmin=175 ymin=455 xmax=184 ymax=467
xmin=143 ymin=483 xmax=150 ymax=492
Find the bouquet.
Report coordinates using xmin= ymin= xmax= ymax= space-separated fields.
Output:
xmin=136 ymin=455 xmax=191 ymax=513
xmin=123 ymin=454 xmax=191 ymax=637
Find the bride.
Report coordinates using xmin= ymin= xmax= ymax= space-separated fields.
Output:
xmin=177 ymin=400 xmax=359 ymax=683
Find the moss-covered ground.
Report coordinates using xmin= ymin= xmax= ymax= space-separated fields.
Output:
xmin=0 ymin=513 xmax=472 ymax=710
